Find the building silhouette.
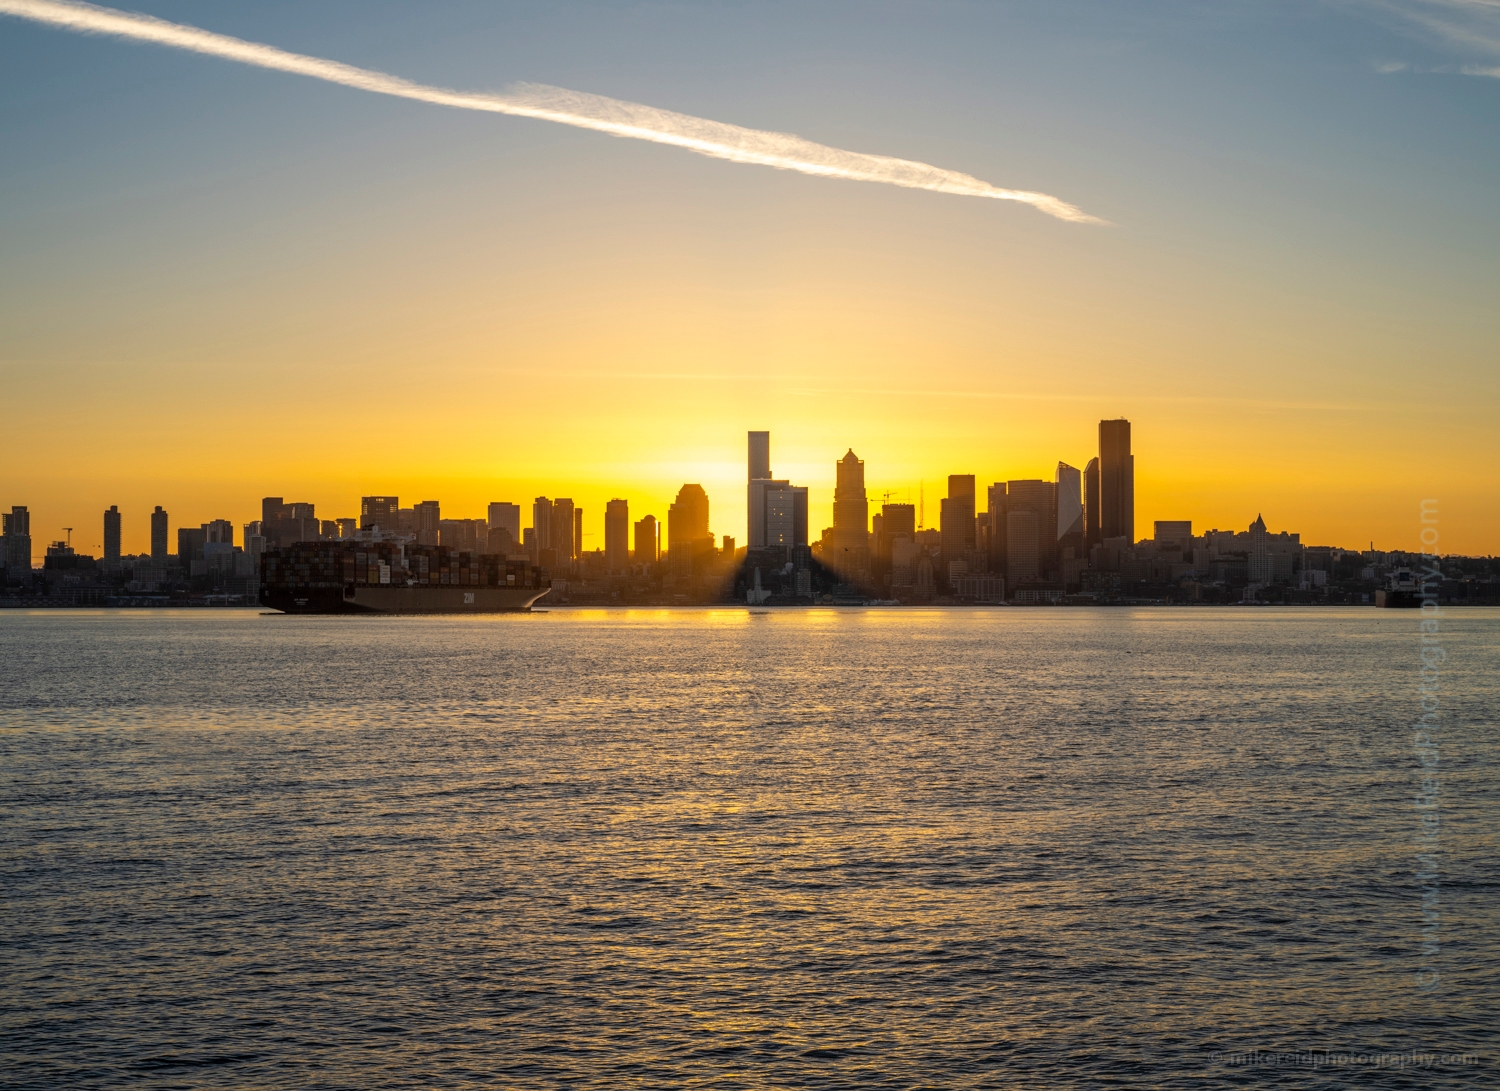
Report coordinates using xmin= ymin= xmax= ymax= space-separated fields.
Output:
xmin=360 ymin=496 xmax=400 ymax=529
xmin=745 ymin=430 xmax=808 ymax=556
xmin=531 ymin=497 xmax=552 ymax=553
xmin=831 ymin=449 xmax=869 ymax=550
xmin=487 ymin=502 xmax=521 ymax=551
xmin=1098 ymin=418 xmax=1134 ymax=543
xmin=668 ymin=484 xmax=711 ymax=575
xmin=103 ymin=505 xmax=121 ymax=564
xmin=551 ymin=499 xmax=577 ymax=564
xmin=1004 ymin=479 xmax=1057 ymax=586
xmin=940 ymin=475 xmax=976 ymax=566
xmin=634 ymin=514 xmax=659 ymax=564
xmin=150 ymin=505 xmax=169 ymax=561
xmin=414 ymin=501 xmax=441 ymax=546
xmin=1083 ymin=458 xmax=1101 ymax=548
xmin=2 ymin=506 xmax=32 ymax=574
xmin=605 ymin=499 xmax=630 ymax=573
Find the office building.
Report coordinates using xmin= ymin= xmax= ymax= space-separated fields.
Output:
xmin=605 ymin=499 xmax=630 ymax=573
xmin=150 ymin=506 xmax=169 ymax=561
xmin=1005 ymin=479 xmax=1057 ymax=587
xmin=177 ymin=526 xmax=207 ymax=566
xmin=487 ymin=502 xmax=521 ymax=547
xmin=634 ymin=514 xmax=659 ymax=564
xmin=1154 ymin=521 xmax=1193 ymax=551
xmin=336 ymin=517 xmax=358 ymax=539
xmin=204 ymin=519 xmax=233 ymax=545
xmin=573 ymin=507 xmax=583 ymax=561
xmin=1098 ymin=418 xmax=1134 ymax=543
xmin=830 ymin=449 xmax=869 ymax=551
xmin=551 ymin=499 xmax=576 ymax=563
xmin=668 ymin=484 xmax=712 ymax=574
xmin=103 ymin=506 xmax=121 ymax=563
xmin=438 ymin=519 xmax=488 ymax=552
xmin=360 ymin=496 xmax=399 ymax=530
xmin=940 ymin=475 xmax=976 ymax=562
xmin=877 ymin=502 xmax=916 ymax=563
xmin=414 ymin=501 xmax=441 ymax=546
xmin=2 ymin=506 xmax=32 ymax=575
xmin=531 ymin=497 xmax=552 ymax=552
xmin=1084 ymin=458 xmax=1101 ymax=547
xmin=1056 ymin=463 xmax=1083 ymax=544
xmin=745 ymin=430 xmax=808 ymax=554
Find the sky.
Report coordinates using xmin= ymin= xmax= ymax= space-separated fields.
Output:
xmin=1 ymin=0 xmax=1497 ymax=558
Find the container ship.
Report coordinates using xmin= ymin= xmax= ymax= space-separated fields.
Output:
xmin=259 ymin=541 xmax=550 ymax=614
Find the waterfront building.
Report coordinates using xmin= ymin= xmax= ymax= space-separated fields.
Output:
xmin=1154 ymin=521 xmax=1193 ymax=551
xmin=1098 ymin=418 xmax=1134 ymax=543
xmin=1005 ymin=479 xmax=1057 ymax=588
xmin=103 ymin=506 xmax=121 ymax=564
xmin=605 ymin=499 xmax=630 ymax=573
xmin=831 ymin=449 xmax=869 ymax=550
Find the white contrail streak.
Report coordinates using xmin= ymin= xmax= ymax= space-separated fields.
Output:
xmin=0 ymin=0 xmax=1102 ymax=223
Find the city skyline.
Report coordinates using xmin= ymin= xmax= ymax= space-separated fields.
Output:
xmin=3 ymin=4 xmax=1498 ymax=559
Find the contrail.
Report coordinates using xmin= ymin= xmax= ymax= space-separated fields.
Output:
xmin=0 ymin=0 xmax=1102 ymax=223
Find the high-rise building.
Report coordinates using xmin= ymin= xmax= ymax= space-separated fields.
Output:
xmin=532 ymin=497 xmax=553 ymax=552
xmin=1098 ymin=419 xmax=1134 ymax=544
xmin=487 ymin=502 xmax=521 ymax=547
xmin=414 ymin=501 xmax=441 ymax=546
xmin=360 ymin=496 xmax=399 ymax=530
xmin=573 ymin=507 xmax=584 ymax=561
xmin=2 ymin=506 xmax=32 ymax=574
xmin=634 ymin=515 xmax=659 ymax=564
xmin=830 ymin=449 xmax=869 ymax=550
xmin=940 ymin=475 xmax=976 ymax=561
xmin=605 ymin=499 xmax=630 ymax=573
xmin=204 ymin=519 xmax=233 ymax=545
xmin=747 ymin=430 xmax=774 ymax=550
xmin=263 ymin=497 xmax=289 ymax=525
xmin=150 ymin=506 xmax=169 ymax=561
xmin=103 ymin=506 xmax=121 ymax=563
xmin=551 ymin=499 xmax=576 ymax=563
xmin=1055 ymin=463 xmax=1083 ymax=544
xmin=177 ymin=526 xmax=206 ymax=565
xmin=1248 ymin=514 xmax=1272 ymax=584
xmin=1084 ymin=458 xmax=1101 ymax=547
xmin=668 ymin=484 xmax=712 ymax=574
xmin=1005 ymin=479 xmax=1057 ymax=587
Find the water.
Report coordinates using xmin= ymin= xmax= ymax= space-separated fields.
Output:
xmin=2 ymin=607 xmax=1496 ymax=1088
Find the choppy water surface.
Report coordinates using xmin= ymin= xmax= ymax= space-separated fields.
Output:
xmin=2 ymin=607 xmax=1497 ymax=1088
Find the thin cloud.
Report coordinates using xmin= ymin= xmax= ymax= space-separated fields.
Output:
xmin=0 ymin=0 xmax=1103 ymax=222
xmin=1363 ymin=0 xmax=1500 ymax=77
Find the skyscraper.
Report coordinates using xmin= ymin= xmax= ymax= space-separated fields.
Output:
xmin=1083 ymin=458 xmax=1101 ymax=548
xmin=1005 ymin=479 xmax=1057 ymax=585
xmin=103 ymin=505 xmax=121 ymax=563
xmin=1098 ymin=418 xmax=1134 ymax=543
xmin=605 ymin=499 xmax=630 ymax=573
xmin=487 ymin=502 xmax=521 ymax=549
xmin=745 ymin=429 xmax=808 ymax=554
xmin=2 ymin=506 xmax=32 ymax=574
xmin=748 ymin=431 xmax=771 ymax=481
xmin=551 ymin=499 xmax=576 ymax=563
xmin=532 ymin=497 xmax=553 ymax=552
xmin=1055 ymin=463 xmax=1083 ymax=544
xmin=831 ymin=449 xmax=869 ymax=551
xmin=150 ymin=506 xmax=169 ymax=561
xmin=633 ymin=514 xmax=659 ymax=563
xmin=668 ymin=484 xmax=711 ymax=574
xmin=940 ymin=475 xmax=976 ymax=562
xmin=360 ymin=496 xmax=399 ymax=530
xmin=414 ymin=501 xmax=441 ymax=546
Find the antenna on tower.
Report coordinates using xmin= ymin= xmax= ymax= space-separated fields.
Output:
xmin=63 ymin=527 xmax=73 ymax=547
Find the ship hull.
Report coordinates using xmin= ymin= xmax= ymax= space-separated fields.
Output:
xmin=261 ymin=585 xmax=550 ymax=614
